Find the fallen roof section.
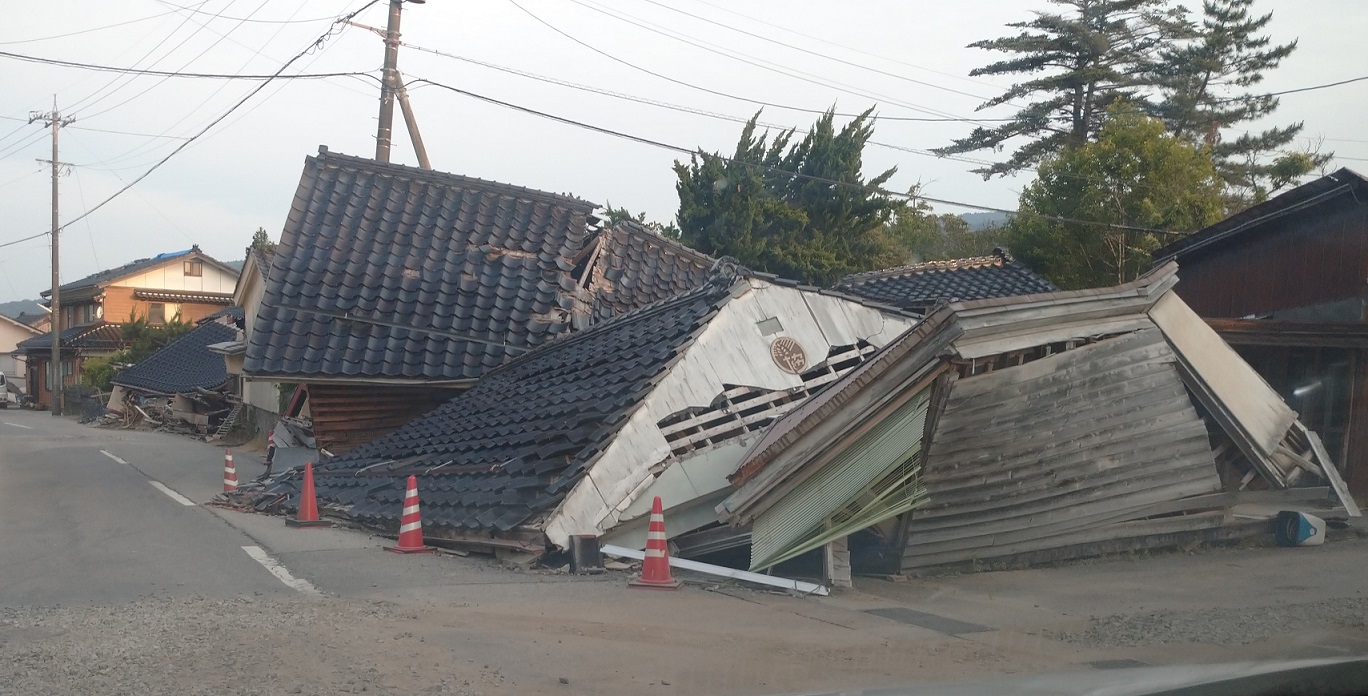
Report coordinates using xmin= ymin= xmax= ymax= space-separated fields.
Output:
xmin=723 ymin=263 xmax=1357 ymax=573
xmin=112 ymin=318 xmax=240 ymax=395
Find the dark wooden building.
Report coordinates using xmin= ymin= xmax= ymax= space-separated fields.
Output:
xmin=1153 ymin=168 xmax=1368 ymax=495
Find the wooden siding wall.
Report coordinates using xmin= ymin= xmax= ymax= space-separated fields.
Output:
xmin=1172 ymin=197 xmax=1368 ymax=318
xmin=902 ymin=329 xmax=1223 ymax=571
xmin=307 ymin=383 xmax=462 ymax=453
xmin=101 ymin=287 xmax=223 ymax=324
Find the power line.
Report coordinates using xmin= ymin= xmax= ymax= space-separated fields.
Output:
xmin=0 ymin=5 xmax=200 ymax=45
xmin=562 ymin=0 xmax=986 ymax=124
xmin=410 ymin=76 xmax=1188 ymax=237
xmin=0 ymin=49 xmax=374 ymax=81
xmin=68 ymin=125 xmax=192 ymax=139
xmin=1268 ymin=75 xmax=1368 ymax=97
xmin=0 ymin=0 xmax=382 ymax=251
xmin=398 ymin=41 xmax=999 ymax=168
xmin=502 ymin=0 xmax=1008 ymax=124
xmin=634 ymin=0 xmax=994 ymax=103
xmin=0 ymin=232 xmax=49 ymax=250
xmin=154 ymin=0 xmax=349 ymax=25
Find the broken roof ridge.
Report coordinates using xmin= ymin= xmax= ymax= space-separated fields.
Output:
xmin=485 ymin=262 xmax=743 ymax=378
xmin=609 ymin=219 xmax=715 ymax=264
xmin=313 ymin=145 xmax=600 ymax=212
xmin=835 ymin=248 xmax=1017 ymax=287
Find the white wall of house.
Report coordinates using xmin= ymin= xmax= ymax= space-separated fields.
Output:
xmin=543 ymin=278 xmax=918 ymax=548
xmin=118 ymin=258 xmax=237 ymax=293
xmin=0 ymin=317 xmax=40 ymax=390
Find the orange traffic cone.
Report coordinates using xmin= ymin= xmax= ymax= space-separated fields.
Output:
xmin=286 ymin=462 xmax=331 ymax=528
xmin=385 ymin=475 xmax=436 ymax=554
xmin=223 ymin=449 xmax=237 ymax=492
xmin=629 ymin=496 xmax=681 ymax=590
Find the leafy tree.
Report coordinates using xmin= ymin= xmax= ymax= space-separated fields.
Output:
xmin=250 ymin=226 xmax=276 ymax=254
xmin=886 ymin=191 xmax=1008 ymax=262
xmin=82 ymin=313 xmax=194 ymax=391
xmin=938 ymin=0 xmax=1189 ymax=177
xmin=1006 ymin=107 xmax=1225 ymax=289
xmin=1155 ymin=0 xmax=1326 ymax=207
xmin=601 ymin=203 xmax=681 ymax=239
xmin=675 ymin=108 xmax=902 ymax=285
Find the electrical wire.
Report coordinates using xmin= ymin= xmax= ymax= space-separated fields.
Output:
xmin=398 ymin=40 xmax=1000 ymax=168
xmin=634 ymin=0 xmax=994 ymax=103
xmin=502 ymin=0 xmax=1009 ymax=124
xmin=63 ymin=1 xmax=214 ymax=113
xmin=0 ymin=50 xmax=375 ymax=80
xmin=154 ymin=0 xmax=349 ymax=25
xmin=1267 ymin=75 xmax=1368 ymax=97
xmin=410 ymin=76 xmax=1189 ymax=236
xmin=562 ymin=0 xmax=987 ymax=124
xmin=0 ymin=5 xmax=202 ymax=45
xmin=0 ymin=0 xmax=382 ymax=251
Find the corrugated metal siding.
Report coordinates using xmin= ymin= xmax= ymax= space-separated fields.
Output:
xmin=751 ymin=388 xmax=930 ymax=570
xmin=903 ymin=328 xmax=1222 ymax=570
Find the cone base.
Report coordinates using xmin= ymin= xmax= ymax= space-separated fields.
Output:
xmin=286 ymin=518 xmax=332 ymax=528
xmin=628 ymin=577 xmax=682 ymax=591
xmin=385 ymin=545 xmax=437 ymax=554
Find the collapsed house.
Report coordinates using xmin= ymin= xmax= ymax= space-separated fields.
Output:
xmin=720 ymin=263 xmax=1358 ymax=582
xmin=242 ymin=264 xmax=922 ymax=554
xmin=241 ymin=147 xmax=713 ymax=453
xmin=105 ymin=308 xmax=243 ymax=435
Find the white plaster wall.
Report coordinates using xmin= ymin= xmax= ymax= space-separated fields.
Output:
xmin=542 ymin=279 xmax=918 ymax=548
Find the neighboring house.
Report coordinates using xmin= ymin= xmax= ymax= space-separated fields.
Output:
xmin=212 ymin=246 xmax=278 ymax=433
xmin=109 ymin=309 xmax=241 ymax=430
xmin=833 ymin=248 xmax=1057 ymax=313
xmin=1151 ymin=168 xmax=1368 ymax=495
xmin=13 ymin=323 xmax=124 ymax=408
xmin=249 ymin=266 xmax=920 ymax=555
xmin=244 ymin=148 xmax=713 ymax=453
xmin=14 ymin=312 xmax=50 ymax=333
xmin=721 ymin=263 xmax=1355 ymax=584
xmin=15 ymin=245 xmax=238 ymax=406
xmin=1 ymin=313 xmax=43 ymax=393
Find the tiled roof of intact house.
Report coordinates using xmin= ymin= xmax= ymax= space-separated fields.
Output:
xmin=834 ymin=248 xmax=1057 ymax=310
xmin=261 ymin=270 xmax=739 ymax=534
xmin=43 ymin=245 xmax=236 ymax=296
xmin=587 ymin=222 xmax=714 ymax=321
xmin=112 ymin=320 xmax=239 ymax=394
xmin=244 ymin=147 xmax=602 ymax=382
xmin=15 ymin=322 xmax=123 ymax=352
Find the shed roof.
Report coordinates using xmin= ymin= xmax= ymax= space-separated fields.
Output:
xmin=834 ymin=248 xmax=1057 ymax=310
xmin=15 ymin=322 xmax=123 ymax=353
xmin=1153 ymin=168 xmax=1368 ymax=265
xmin=112 ymin=320 xmax=239 ymax=394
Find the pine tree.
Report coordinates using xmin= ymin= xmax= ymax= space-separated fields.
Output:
xmin=674 ymin=108 xmax=902 ymax=285
xmin=1155 ymin=0 xmax=1326 ymax=207
xmin=937 ymin=0 xmax=1189 ymax=177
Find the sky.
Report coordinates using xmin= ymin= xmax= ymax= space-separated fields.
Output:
xmin=0 ymin=0 xmax=1365 ymax=303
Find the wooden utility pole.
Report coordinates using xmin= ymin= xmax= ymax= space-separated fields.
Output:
xmin=29 ymin=97 xmax=75 ymax=416
xmin=362 ymin=0 xmax=431 ymax=168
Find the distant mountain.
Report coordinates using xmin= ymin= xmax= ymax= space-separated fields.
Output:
xmin=960 ymin=212 xmax=1012 ymax=231
xmin=0 ymin=299 xmax=44 ymax=320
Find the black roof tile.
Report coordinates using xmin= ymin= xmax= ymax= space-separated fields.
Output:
xmin=834 ymin=248 xmax=1057 ymax=310
xmin=15 ymin=322 xmax=123 ymax=353
xmin=261 ymin=271 xmax=741 ymax=537
xmin=112 ymin=320 xmax=239 ymax=394
xmin=245 ymin=148 xmax=600 ymax=381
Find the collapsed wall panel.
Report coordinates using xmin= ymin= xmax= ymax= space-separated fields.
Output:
xmin=903 ymin=329 xmax=1223 ymax=570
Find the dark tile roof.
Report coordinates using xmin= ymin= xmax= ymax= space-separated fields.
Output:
xmin=112 ymin=320 xmax=239 ymax=394
xmin=14 ymin=312 xmax=48 ymax=327
xmin=244 ymin=148 xmax=602 ymax=382
xmin=43 ymin=245 xmax=238 ymax=297
xmin=251 ymin=246 xmax=275 ymax=279
xmin=199 ymin=306 xmax=245 ymax=324
xmin=15 ymin=322 xmax=123 ymax=353
xmin=588 ymin=222 xmax=714 ymax=321
xmin=834 ymin=249 xmax=1057 ymax=310
xmin=1153 ymin=167 xmax=1368 ymax=265
xmin=261 ymin=271 xmax=740 ymax=534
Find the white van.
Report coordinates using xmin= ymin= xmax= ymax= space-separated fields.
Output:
xmin=0 ymin=372 xmax=8 ymax=409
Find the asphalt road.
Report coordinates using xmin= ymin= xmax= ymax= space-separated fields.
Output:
xmin=0 ymin=409 xmax=291 ymax=605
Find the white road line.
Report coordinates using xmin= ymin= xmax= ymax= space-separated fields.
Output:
xmin=149 ymin=481 xmax=196 ymax=506
xmin=99 ymin=449 xmax=128 ymax=464
xmin=242 ymin=545 xmax=322 ymax=596
xmin=3 ymin=422 xmax=33 ymax=429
